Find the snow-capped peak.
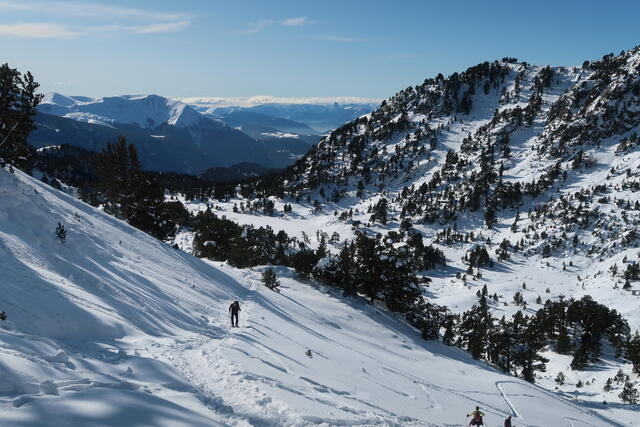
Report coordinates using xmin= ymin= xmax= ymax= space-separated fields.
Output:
xmin=39 ymin=92 xmax=205 ymax=129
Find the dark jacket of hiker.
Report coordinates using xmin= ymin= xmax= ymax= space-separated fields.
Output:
xmin=504 ymin=416 xmax=512 ymax=427
xmin=229 ymin=301 xmax=241 ymax=327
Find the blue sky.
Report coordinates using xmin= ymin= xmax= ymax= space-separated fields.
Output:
xmin=1 ymin=0 xmax=639 ymax=100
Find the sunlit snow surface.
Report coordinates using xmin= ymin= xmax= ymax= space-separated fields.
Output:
xmin=0 ymin=167 xmax=629 ymax=426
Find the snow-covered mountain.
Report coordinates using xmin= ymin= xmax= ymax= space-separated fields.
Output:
xmin=262 ymin=49 xmax=640 ymax=270
xmin=180 ymin=97 xmax=380 ymax=133
xmin=166 ymin=48 xmax=640 ymax=420
xmin=219 ymin=110 xmax=318 ymax=138
xmin=39 ymin=93 xmax=204 ymax=129
xmin=0 ymin=164 xmax=624 ymax=426
xmin=32 ymin=93 xmax=313 ymax=173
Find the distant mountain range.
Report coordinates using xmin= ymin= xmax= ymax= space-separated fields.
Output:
xmin=179 ymin=97 xmax=380 ymax=133
xmin=32 ymin=93 xmax=377 ymax=174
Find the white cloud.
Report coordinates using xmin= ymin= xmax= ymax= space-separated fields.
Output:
xmin=282 ymin=17 xmax=308 ymax=27
xmin=0 ymin=0 xmax=191 ymax=39
xmin=245 ymin=16 xmax=309 ymax=34
xmin=0 ymin=22 xmax=78 ymax=39
xmin=128 ymin=20 xmax=191 ymax=34
xmin=246 ymin=19 xmax=276 ymax=34
xmin=315 ymin=35 xmax=364 ymax=43
xmin=82 ymin=24 xmax=121 ymax=33
xmin=0 ymin=1 xmax=188 ymax=21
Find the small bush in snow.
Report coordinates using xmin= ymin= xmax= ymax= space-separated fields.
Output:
xmin=262 ymin=268 xmax=280 ymax=292
xmin=55 ymin=222 xmax=67 ymax=244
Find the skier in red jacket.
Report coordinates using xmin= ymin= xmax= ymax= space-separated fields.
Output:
xmin=468 ymin=406 xmax=485 ymax=426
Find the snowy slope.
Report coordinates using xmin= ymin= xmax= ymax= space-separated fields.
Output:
xmin=39 ymin=93 xmax=205 ymax=129
xmin=0 ymin=167 xmax=626 ymax=425
xmin=170 ymin=50 xmax=640 ymax=420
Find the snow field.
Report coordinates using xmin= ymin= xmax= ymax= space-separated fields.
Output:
xmin=0 ymin=166 xmax=628 ymax=425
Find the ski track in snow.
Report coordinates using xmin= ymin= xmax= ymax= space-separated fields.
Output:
xmin=494 ymin=381 xmax=521 ymax=418
xmin=165 ymin=283 xmax=418 ymax=426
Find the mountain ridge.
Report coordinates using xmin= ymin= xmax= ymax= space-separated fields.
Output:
xmin=33 ymin=93 xmax=316 ymax=173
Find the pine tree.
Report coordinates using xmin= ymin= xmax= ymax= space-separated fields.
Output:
xmin=555 ymin=325 xmax=572 ymax=354
xmin=484 ymin=206 xmax=496 ymax=229
xmin=619 ymin=379 xmax=639 ymax=404
xmin=400 ymin=217 xmax=413 ymax=232
xmin=570 ymin=345 xmax=589 ymax=370
xmin=290 ymin=248 xmax=319 ymax=279
xmin=316 ymin=234 xmax=328 ymax=259
xmin=96 ymin=137 xmax=177 ymax=240
xmin=336 ymin=241 xmax=356 ymax=297
xmin=513 ymin=316 xmax=549 ymax=382
xmin=352 ymin=233 xmax=384 ymax=303
xmin=513 ymin=291 xmax=524 ymax=306
xmin=555 ymin=372 xmax=565 ymax=385
xmin=261 ymin=268 xmax=280 ymax=292
xmin=488 ymin=316 xmax=514 ymax=373
xmin=370 ymin=198 xmax=389 ymax=225
xmin=624 ymin=262 xmax=640 ymax=281
xmin=442 ymin=315 xmax=456 ymax=346
xmin=627 ymin=331 xmax=640 ymax=375
xmin=467 ymin=245 xmax=492 ymax=268
xmin=0 ymin=63 xmax=42 ymax=173
xmin=96 ymin=136 xmax=142 ymax=218
xmin=55 ymin=222 xmax=67 ymax=244
xmin=459 ymin=295 xmax=494 ymax=360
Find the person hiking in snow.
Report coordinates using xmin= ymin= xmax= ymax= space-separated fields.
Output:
xmin=229 ymin=301 xmax=241 ymax=327
xmin=467 ymin=406 xmax=485 ymax=426
xmin=504 ymin=415 xmax=512 ymax=427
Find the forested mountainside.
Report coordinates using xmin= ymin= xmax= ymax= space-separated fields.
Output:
xmin=244 ymin=48 xmax=640 ymax=262
xmin=163 ymin=48 xmax=640 ymax=416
